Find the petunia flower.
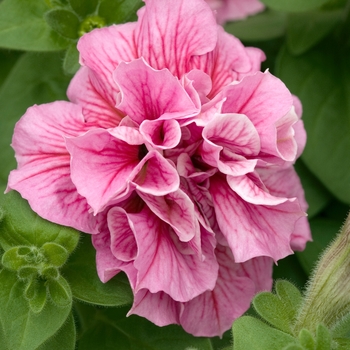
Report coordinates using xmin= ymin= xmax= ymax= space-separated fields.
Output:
xmin=7 ymin=0 xmax=310 ymax=337
xmin=206 ymin=0 xmax=265 ymax=24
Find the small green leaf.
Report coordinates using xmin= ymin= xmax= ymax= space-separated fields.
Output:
xmin=28 ymin=280 xmax=47 ymax=313
xmin=1 ymin=246 xmax=28 ymax=270
xmin=299 ymin=329 xmax=315 ymax=349
xmin=69 ymin=0 xmax=98 ymax=17
xmin=45 ymin=8 xmax=80 ymax=39
xmin=42 ymin=242 xmax=69 ymax=267
xmin=287 ymin=9 xmax=342 ymax=55
xmin=41 ymin=266 xmax=59 ymax=279
xmin=232 ymin=316 xmax=298 ymax=350
xmin=0 ymin=191 xmax=80 ymax=253
xmin=37 ymin=312 xmax=76 ymax=350
xmin=98 ymin=0 xmax=143 ymax=25
xmin=63 ymin=42 xmax=80 ymax=75
xmin=47 ymin=275 xmax=72 ymax=307
xmin=275 ymin=280 xmax=302 ymax=311
xmin=24 ymin=278 xmax=37 ymax=300
xmin=18 ymin=266 xmax=38 ymax=280
xmin=225 ymin=10 xmax=287 ymax=41
xmin=315 ymin=324 xmax=332 ymax=350
xmin=0 ymin=0 xmax=69 ymax=51
xmin=63 ymin=235 xmax=133 ymax=306
xmin=0 ymin=269 xmax=71 ymax=350
xmin=253 ymin=292 xmax=294 ymax=334
xmin=260 ymin=0 xmax=330 ymax=12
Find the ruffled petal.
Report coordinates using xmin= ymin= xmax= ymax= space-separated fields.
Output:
xmin=7 ymin=102 xmax=98 ymax=233
xmin=114 ymin=58 xmax=199 ymax=125
xmin=222 ymin=71 xmax=296 ymax=161
xmin=136 ymin=0 xmax=217 ymax=77
xmin=67 ymin=67 xmax=123 ymax=128
xmin=180 ymin=245 xmax=273 ymax=337
xmin=77 ymin=23 xmax=138 ymax=106
xmin=129 ymin=207 xmax=218 ymax=302
xmin=210 ymin=175 xmax=304 ymax=262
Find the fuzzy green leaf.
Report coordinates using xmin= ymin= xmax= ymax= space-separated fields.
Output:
xmin=315 ymin=324 xmax=332 ymax=349
xmin=298 ymin=329 xmax=316 ymax=349
xmin=45 ymin=8 xmax=80 ymax=39
xmin=69 ymin=0 xmax=98 ymax=17
xmin=42 ymin=242 xmax=69 ymax=267
xmin=47 ymin=275 xmax=72 ymax=307
xmin=28 ymin=280 xmax=47 ymax=313
xmin=0 ymin=269 xmax=71 ymax=350
xmin=37 ymin=312 xmax=76 ymax=350
xmin=331 ymin=311 xmax=350 ymax=338
xmin=98 ymin=0 xmax=143 ymax=25
xmin=0 ymin=0 xmax=69 ymax=51
xmin=232 ymin=316 xmax=298 ymax=350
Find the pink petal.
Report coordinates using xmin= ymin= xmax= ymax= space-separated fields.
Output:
xmin=180 ymin=245 xmax=273 ymax=337
xmin=137 ymin=190 xmax=200 ymax=243
xmin=191 ymin=27 xmax=265 ymax=97
xmin=66 ymin=129 xmax=140 ymax=213
xmin=129 ymin=207 xmax=218 ymax=302
xmin=222 ymin=71 xmax=296 ymax=160
xmin=114 ymin=58 xmax=199 ymax=125
xmin=140 ymin=119 xmax=181 ymax=149
xmin=77 ymin=23 xmax=138 ymax=106
xmin=135 ymin=0 xmax=217 ymax=77
xmin=211 ymin=0 xmax=265 ymax=24
xmin=7 ymin=102 xmax=99 ymax=233
xmin=201 ymin=113 xmax=260 ymax=176
xmin=258 ymin=167 xmax=311 ymax=250
xmin=210 ymin=175 xmax=304 ymax=262
xmin=128 ymin=290 xmax=181 ymax=326
xmin=67 ymin=67 xmax=123 ymax=128
xmin=108 ymin=207 xmax=138 ymax=262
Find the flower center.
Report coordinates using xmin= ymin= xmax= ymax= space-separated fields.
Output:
xmin=138 ymin=144 xmax=148 ymax=160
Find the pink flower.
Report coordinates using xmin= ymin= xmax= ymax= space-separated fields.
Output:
xmin=7 ymin=0 xmax=310 ymax=337
xmin=206 ymin=0 xmax=265 ymax=24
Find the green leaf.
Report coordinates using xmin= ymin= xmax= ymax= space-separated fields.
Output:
xmin=0 ymin=52 xmax=70 ymax=187
xmin=1 ymin=246 xmax=29 ymax=271
xmin=63 ymin=42 xmax=80 ymax=75
xmin=37 ymin=312 xmax=76 ymax=350
xmin=232 ymin=316 xmax=298 ymax=350
xmin=276 ymin=45 xmax=350 ymax=204
xmin=76 ymin=303 xmax=213 ymax=350
xmin=225 ymin=10 xmax=287 ymax=41
xmin=294 ymin=160 xmax=331 ymax=218
xmin=298 ymin=328 xmax=315 ymax=348
xmin=0 ymin=269 xmax=71 ymax=350
xmin=315 ymin=324 xmax=332 ymax=349
xmin=45 ymin=8 xmax=80 ymax=39
xmin=282 ymin=346 xmax=304 ymax=350
xmin=287 ymin=9 xmax=342 ymax=55
xmin=260 ymin=0 xmax=330 ymax=12
xmin=253 ymin=292 xmax=294 ymax=334
xmin=0 ymin=191 xmax=80 ymax=253
xmin=47 ymin=275 xmax=72 ymax=307
xmin=42 ymin=242 xmax=69 ymax=267
xmin=0 ymin=0 xmax=69 ymax=51
xmin=334 ymin=338 xmax=350 ymax=350
xmin=0 ymin=50 xmax=22 ymax=86
xmin=296 ymin=218 xmax=340 ymax=274
xmin=28 ymin=280 xmax=47 ymax=313
xmin=275 ymin=280 xmax=303 ymax=315
xmin=98 ymin=0 xmax=143 ymax=25
xmin=69 ymin=0 xmax=98 ymax=17
xmin=62 ymin=235 xmax=133 ymax=306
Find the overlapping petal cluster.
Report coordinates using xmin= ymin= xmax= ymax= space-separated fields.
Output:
xmin=206 ymin=0 xmax=265 ymax=24
xmin=7 ymin=0 xmax=311 ymax=337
